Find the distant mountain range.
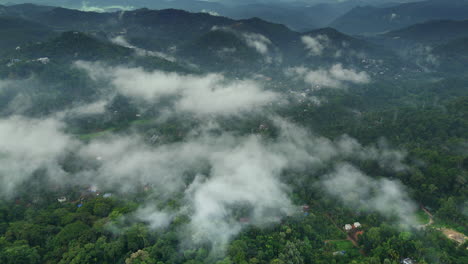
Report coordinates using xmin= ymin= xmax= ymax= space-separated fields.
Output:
xmin=1 ymin=2 xmax=467 ymax=76
xmin=383 ymin=19 xmax=468 ymax=44
xmin=0 ymin=0 xmax=430 ymax=32
xmin=330 ymin=0 xmax=468 ymax=35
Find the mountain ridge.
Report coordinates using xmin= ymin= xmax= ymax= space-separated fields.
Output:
xmin=330 ymin=0 xmax=468 ymax=35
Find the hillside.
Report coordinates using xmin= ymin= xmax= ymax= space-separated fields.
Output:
xmin=1 ymin=3 xmax=404 ymax=75
xmin=177 ymin=29 xmax=263 ymax=72
xmin=13 ymin=31 xmax=132 ymax=62
xmin=434 ymin=37 xmax=468 ymax=72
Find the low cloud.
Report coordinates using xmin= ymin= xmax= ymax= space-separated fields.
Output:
xmin=201 ymin=9 xmax=220 ymax=16
xmin=0 ymin=80 xmax=10 ymax=89
xmin=0 ymin=116 xmax=77 ymax=197
xmin=71 ymin=120 xmax=310 ymax=249
xmin=413 ymin=45 xmax=439 ymax=69
xmin=75 ymin=61 xmax=279 ymax=116
xmin=335 ymin=135 xmax=408 ymax=172
xmin=66 ymin=100 xmax=108 ymax=116
xmin=0 ymin=79 xmax=36 ymax=115
xmin=242 ymin=32 xmax=272 ymax=55
xmin=79 ymin=3 xmax=134 ymax=13
xmin=135 ymin=206 xmax=175 ymax=230
xmin=111 ymin=36 xmax=176 ymax=62
xmin=302 ymin=34 xmax=329 ymax=56
xmin=210 ymin=26 xmax=277 ymax=63
xmin=322 ymin=163 xmax=417 ymax=227
xmin=0 ymin=110 xmax=413 ymax=251
xmin=286 ymin=64 xmax=370 ymax=89
xmin=76 ymin=119 xmax=411 ymax=249
xmin=0 ymin=59 xmax=411 ymax=254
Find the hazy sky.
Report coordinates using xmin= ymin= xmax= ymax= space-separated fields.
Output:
xmin=0 ymin=0 xmax=422 ymax=5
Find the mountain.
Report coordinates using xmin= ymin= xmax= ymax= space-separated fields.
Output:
xmin=383 ymin=19 xmax=468 ymax=44
xmin=296 ymin=27 xmax=400 ymax=71
xmin=3 ymin=1 xmax=425 ymax=31
xmin=118 ymin=9 xmax=398 ymax=72
xmin=118 ymin=8 xmax=234 ymax=46
xmin=0 ymin=0 xmax=375 ymax=31
xmin=222 ymin=4 xmax=318 ymax=32
xmin=219 ymin=2 xmax=360 ymax=31
xmin=330 ymin=0 xmax=468 ymax=35
xmin=362 ymin=18 xmax=468 ymax=72
xmin=177 ymin=29 xmax=263 ymax=72
xmin=0 ymin=3 xmax=402 ymax=75
xmin=230 ymin=17 xmax=299 ymax=49
xmin=1 ymin=30 xmax=188 ymax=78
xmin=0 ymin=15 xmax=54 ymax=51
xmin=1 ymin=2 xmax=55 ymax=17
xmin=15 ymin=31 xmax=132 ymax=62
xmin=5 ymin=5 xmax=116 ymax=31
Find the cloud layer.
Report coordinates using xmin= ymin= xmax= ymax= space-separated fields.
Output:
xmin=287 ymin=64 xmax=371 ymax=89
xmin=322 ymin=163 xmax=417 ymax=227
xmin=0 ymin=116 xmax=76 ymax=196
xmin=302 ymin=34 xmax=329 ymax=56
xmin=75 ymin=61 xmax=279 ymax=116
xmin=0 ymin=59 xmax=411 ymax=253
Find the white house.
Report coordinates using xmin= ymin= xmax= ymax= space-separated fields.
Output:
xmin=344 ymin=224 xmax=353 ymax=231
xmin=401 ymin=258 xmax=414 ymax=264
xmin=36 ymin=57 xmax=50 ymax=64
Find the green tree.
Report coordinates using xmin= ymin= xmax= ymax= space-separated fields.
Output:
xmin=125 ymin=250 xmax=156 ymax=264
xmin=0 ymin=241 xmax=40 ymax=264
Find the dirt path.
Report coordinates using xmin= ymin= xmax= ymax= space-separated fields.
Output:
xmin=439 ymin=228 xmax=467 ymax=245
xmin=419 ymin=205 xmax=434 ymax=228
xmin=420 ymin=205 xmax=467 ymax=247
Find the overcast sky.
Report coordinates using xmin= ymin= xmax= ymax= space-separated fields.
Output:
xmin=0 ymin=0 xmax=423 ymax=5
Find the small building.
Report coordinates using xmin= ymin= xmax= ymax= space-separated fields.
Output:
xmin=103 ymin=193 xmax=112 ymax=198
xmin=57 ymin=197 xmax=67 ymax=203
xmin=7 ymin=59 xmax=21 ymax=67
xmin=344 ymin=224 xmax=353 ymax=231
xmin=302 ymin=205 xmax=310 ymax=212
xmin=333 ymin=251 xmax=346 ymax=256
xmin=88 ymin=185 xmax=98 ymax=193
xmin=259 ymin=124 xmax=268 ymax=131
xmin=36 ymin=57 xmax=50 ymax=64
xmin=401 ymin=258 xmax=414 ymax=264
xmin=150 ymin=134 xmax=159 ymax=143
xmin=353 ymin=222 xmax=361 ymax=229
